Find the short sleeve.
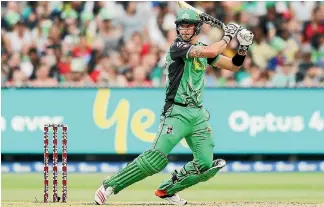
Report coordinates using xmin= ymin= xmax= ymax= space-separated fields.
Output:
xmin=169 ymin=41 xmax=193 ymax=60
xmin=207 ymin=55 xmax=220 ymax=66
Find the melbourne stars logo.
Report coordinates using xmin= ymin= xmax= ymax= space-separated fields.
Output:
xmin=181 ymin=12 xmax=190 ymax=20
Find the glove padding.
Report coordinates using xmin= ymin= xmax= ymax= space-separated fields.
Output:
xmin=222 ymin=22 xmax=241 ymax=44
xmin=237 ymin=29 xmax=254 ymax=56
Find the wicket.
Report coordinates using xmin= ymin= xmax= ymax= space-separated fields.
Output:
xmin=43 ymin=124 xmax=68 ymax=203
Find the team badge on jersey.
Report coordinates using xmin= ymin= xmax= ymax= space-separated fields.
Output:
xmin=166 ymin=125 xmax=174 ymax=135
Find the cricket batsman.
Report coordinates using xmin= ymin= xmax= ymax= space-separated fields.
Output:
xmin=95 ymin=8 xmax=254 ymax=205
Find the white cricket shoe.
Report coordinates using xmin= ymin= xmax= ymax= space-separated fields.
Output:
xmin=95 ymin=184 xmax=113 ymax=205
xmin=155 ymin=190 xmax=187 ymax=206
xmin=213 ymin=158 xmax=226 ymax=168
xmin=162 ymin=194 xmax=187 ymax=206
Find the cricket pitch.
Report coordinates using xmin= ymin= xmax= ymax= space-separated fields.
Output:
xmin=2 ymin=173 xmax=324 ymax=207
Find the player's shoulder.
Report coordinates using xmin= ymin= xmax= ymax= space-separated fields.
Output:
xmin=170 ymin=38 xmax=192 ymax=51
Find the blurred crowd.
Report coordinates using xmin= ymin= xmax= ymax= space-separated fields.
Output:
xmin=1 ymin=1 xmax=324 ymax=88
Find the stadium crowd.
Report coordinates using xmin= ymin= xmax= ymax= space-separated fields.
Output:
xmin=1 ymin=1 xmax=324 ymax=88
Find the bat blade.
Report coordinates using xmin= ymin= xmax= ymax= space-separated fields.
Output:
xmin=177 ymin=1 xmax=203 ymax=14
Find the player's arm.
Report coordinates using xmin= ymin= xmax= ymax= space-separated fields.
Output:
xmin=188 ymin=22 xmax=241 ymax=58
xmin=188 ymin=42 xmax=227 ymax=58
xmin=210 ymin=55 xmax=240 ymax=72
xmin=210 ymin=29 xmax=254 ymax=72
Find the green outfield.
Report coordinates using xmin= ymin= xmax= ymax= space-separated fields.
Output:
xmin=2 ymin=173 xmax=324 ymax=207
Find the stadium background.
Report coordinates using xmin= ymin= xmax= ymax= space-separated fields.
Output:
xmin=1 ymin=1 xmax=324 ymax=206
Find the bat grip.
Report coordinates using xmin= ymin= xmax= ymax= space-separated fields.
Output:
xmin=200 ymin=13 xmax=225 ymax=30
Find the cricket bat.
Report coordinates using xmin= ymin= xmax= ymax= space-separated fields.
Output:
xmin=177 ymin=1 xmax=226 ymax=30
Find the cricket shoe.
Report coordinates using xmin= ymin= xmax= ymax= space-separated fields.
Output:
xmin=213 ymin=158 xmax=226 ymax=169
xmin=94 ymin=184 xmax=113 ymax=205
xmin=155 ymin=190 xmax=187 ymax=206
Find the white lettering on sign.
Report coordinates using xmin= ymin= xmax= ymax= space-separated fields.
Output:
xmin=228 ymin=111 xmax=305 ymax=136
xmin=11 ymin=116 xmax=64 ymax=132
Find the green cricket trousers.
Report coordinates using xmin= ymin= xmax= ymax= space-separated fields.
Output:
xmin=103 ymin=103 xmax=223 ymax=196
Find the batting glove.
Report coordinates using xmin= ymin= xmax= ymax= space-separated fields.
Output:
xmin=222 ymin=22 xmax=241 ymax=44
xmin=237 ymin=29 xmax=254 ymax=56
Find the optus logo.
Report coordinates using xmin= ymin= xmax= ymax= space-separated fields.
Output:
xmin=228 ymin=110 xmax=304 ymax=136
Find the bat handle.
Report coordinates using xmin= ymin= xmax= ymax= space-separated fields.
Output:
xmin=200 ymin=13 xmax=225 ymax=30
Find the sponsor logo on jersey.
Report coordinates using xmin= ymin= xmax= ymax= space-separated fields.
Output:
xmin=176 ymin=42 xmax=189 ymax=48
xmin=193 ymin=58 xmax=207 ymax=71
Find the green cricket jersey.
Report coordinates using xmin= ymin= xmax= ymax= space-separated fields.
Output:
xmin=163 ymin=38 xmax=220 ymax=112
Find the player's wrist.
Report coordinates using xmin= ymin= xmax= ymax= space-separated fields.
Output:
xmin=237 ymin=45 xmax=249 ymax=56
xmin=232 ymin=52 xmax=246 ymax=67
xmin=222 ymin=35 xmax=232 ymax=44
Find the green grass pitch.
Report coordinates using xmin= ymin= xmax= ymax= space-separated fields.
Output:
xmin=2 ymin=173 xmax=324 ymax=207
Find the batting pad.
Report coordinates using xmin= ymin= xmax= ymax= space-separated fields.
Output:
xmin=104 ymin=149 xmax=168 ymax=194
xmin=158 ymin=159 xmax=225 ymax=195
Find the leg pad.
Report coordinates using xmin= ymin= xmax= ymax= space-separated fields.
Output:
xmin=104 ymin=149 xmax=168 ymax=194
xmin=158 ymin=159 xmax=226 ymax=195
